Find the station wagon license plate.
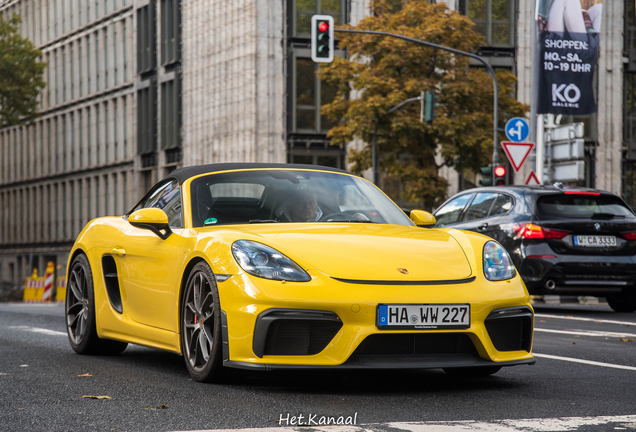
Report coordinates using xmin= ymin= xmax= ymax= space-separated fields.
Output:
xmin=377 ymin=304 xmax=470 ymax=329
xmin=573 ymin=235 xmax=617 ymax=247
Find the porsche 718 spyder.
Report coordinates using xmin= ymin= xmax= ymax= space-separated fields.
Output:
xmin=65 ymin=163 xmax=534 ymax=382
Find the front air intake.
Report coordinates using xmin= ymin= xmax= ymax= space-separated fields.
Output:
xmin=485 ymin=307 xmax=533 ymax=352
xmin=253 ymin=309 xmax=342 ymax=357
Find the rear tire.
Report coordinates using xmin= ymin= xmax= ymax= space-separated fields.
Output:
xmin=606 ymin=293 xmax=636 ymax=313
xmin=443 ymin=366 xmax=502 ymax=377
xmin=180 ymin=262 xmax=226 ymax=383
xmin=65 ymin=253 xmax=128 ymax=355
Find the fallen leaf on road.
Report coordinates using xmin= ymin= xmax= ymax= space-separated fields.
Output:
xmin=81 ymin=395 xmax=111 ymax=399
xmin=76 ymin=373 xmax=93 ymax=377
xmin=19 ymin=365 xmax=28 ymax=367
xmin=145 ymin=405 xmax=169 ymax=410
xmin=0 ymin=373 xmax=7 ymax=375
xmin=619 ymin=338 xmax=633 ymax=342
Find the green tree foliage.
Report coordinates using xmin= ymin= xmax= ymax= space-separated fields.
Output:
xmin=319 ymin=0 xmax=527 ymax=207
xmin=0 ymin=14 xmax=46 ymax=126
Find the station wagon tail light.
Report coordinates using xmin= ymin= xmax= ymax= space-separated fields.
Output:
xmin=621 ymin=231 xmax=636 ymax=241
xmin=515 ymin=223 xmax=569 ymax=240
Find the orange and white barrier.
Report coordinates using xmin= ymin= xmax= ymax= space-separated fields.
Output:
xmin=22 ymin=262 xmax=66 ymax=303
xmin=42 ymin=262 xmax=55 ymax=302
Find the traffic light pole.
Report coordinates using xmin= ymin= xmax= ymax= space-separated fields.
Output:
xmin=371 ymin=96 xmax=423 ymax=185
xmin=334 ymin=29 xmax=500 ymax=185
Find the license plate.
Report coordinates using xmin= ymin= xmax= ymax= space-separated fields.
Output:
xmin=377 ymin=304 xmax=470 ymax=329
xmin=573 ymin=235 xmax=617 ymax=247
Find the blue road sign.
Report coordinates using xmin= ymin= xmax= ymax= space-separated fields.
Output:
xmin=505 ymin=117 xmax=529 ymax=143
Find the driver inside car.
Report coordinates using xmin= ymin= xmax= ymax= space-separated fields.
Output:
xmin=277 ymin=190 xmax=324 ymax=222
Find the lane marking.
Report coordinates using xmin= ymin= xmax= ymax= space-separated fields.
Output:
xmin=535 ymin=328 xmax=636 ymax=338
xmin=169 ymin=415 xmax=636 ymax=432
xmin=9 ymin=326 xmax=67 ymax=337
xmin=536 ymin=313 xmax=636 ymax=327
xmin=534 ymin=353 xmax=636 ymax=371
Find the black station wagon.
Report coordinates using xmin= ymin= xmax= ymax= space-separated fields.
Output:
xmin=432 ymin=185 xmax=636 ymax=313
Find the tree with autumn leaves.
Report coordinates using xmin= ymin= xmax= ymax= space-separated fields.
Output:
xmin=319 ymin=0 xmax=527 ymax=208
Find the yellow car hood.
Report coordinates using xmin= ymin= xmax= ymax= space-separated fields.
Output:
xmin=232 ymin=223 xmax=473 ymax=281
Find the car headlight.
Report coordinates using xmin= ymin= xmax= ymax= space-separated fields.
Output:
xmin=483 ymin=241 xmax=516 ymax=281
xmin=231 ymin=240 xmax=311 ymax=282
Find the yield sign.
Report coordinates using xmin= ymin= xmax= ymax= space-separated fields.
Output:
xmin=501 ymin=141 xmax=534 ymax=172
xmin=525 ymin=171 xmax=541 ymax=185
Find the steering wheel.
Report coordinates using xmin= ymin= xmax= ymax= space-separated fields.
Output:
xmin=320 ymin=212 xmax=352 ymax=222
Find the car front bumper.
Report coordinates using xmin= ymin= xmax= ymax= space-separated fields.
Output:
xmin=216 ymin=270 xmax=535 ymax=370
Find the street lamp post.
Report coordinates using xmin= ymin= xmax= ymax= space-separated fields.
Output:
xmin=334 ymin=29 xmax=500 ymax=185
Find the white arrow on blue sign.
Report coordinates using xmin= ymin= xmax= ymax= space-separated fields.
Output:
xmin=505 ymin=117 xmax=529 ymax=143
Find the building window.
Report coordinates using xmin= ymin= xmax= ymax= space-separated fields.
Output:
xmin=137 ymin=2 xmax=157 ymax=75
xmin=161 ymin=75 xmax=181 ymax=150
xmin=293 ymin=0 xmax=345 ymax=37
xmin=292 ymin=53 xmax=337 ymax=134
xmin=137 ymin=79 xmax=157 ymax=156
xmin=461 ymin=0 xmax=514 ymax=47
xmin=161 ymin=0 xmax=181 ymax=65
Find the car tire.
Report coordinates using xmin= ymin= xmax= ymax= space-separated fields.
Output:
xmin=606 ymin=293 xmax=636 ymax=313
xmin=65 ymin=253 xmax=128 ymax=355
xmin=180 ymin=262 xmax=226 ymax=383
xmin=443 ymin=366 xmax=502 ymax=377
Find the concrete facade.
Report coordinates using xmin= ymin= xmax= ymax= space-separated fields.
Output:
xmin=0 ymin=0 xmax=136 ymax=288
xmin=181 ymin=0 xmax=286 ymax=166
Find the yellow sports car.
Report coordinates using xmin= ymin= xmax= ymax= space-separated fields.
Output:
xmin=65 ymin=163 xmax=534 ymax=382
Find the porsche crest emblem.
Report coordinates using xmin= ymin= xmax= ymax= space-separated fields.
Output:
xmin=398 ymin=268 xmax=409 ymax=275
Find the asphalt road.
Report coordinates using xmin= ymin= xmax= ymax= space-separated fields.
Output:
xmin=1 ymin=300 xmax=635 ymax=432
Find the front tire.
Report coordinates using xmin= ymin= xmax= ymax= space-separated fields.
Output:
xmin=65 ymin=253 xmax=128 ymax=355
xmin=181 ymin=262 xmax=224 ymax=382
xmin=606 ymin=293 xmax=636 ymax=313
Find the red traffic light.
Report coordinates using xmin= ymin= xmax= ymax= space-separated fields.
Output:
xmin=494 ymin=166 xmax=506 ymax=177
xmin=319 ymin=22 xmax=329 ymax=32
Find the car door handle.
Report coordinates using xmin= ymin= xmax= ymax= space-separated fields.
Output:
xmin=111 ymin=247 xmax=126 ymax=256
xmin=477 ymin=223 xmax=488 ymax=231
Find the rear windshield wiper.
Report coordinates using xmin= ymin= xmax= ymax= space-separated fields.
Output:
xmin=248 ymin=219 xmax=279 ymax=224
xmin=591 ymin=213 xmax=625 ymax=219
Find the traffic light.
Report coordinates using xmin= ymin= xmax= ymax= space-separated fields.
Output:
xmin=424 ymin=90 xmax=437 ymax=124
xmin=494 ymin=165 xmax=506 ymax=186
xmin=311 ymin=15 xmax=334 ymax=63
xmin=479 ymin=165 xmax=493 ymax=186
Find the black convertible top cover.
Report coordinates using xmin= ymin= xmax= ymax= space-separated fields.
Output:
xmin=168 ymin=163 xmax=349 ymax=183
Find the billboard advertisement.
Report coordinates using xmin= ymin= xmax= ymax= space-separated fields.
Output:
xmin=536 ymin=0 xmax=603 ymax=115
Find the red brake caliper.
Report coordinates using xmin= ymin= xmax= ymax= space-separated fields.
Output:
xmin=194 ymin=314 xmax=198 ymax=324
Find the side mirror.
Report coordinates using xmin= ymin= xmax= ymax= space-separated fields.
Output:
xmin=410 ymin=209 xmax=436 ymax=227
xmin=128 ymin=208 xmax=172 ymax=240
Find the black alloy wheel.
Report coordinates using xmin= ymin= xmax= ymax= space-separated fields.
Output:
xmin=181 ymin=262 xmax=224 ymax=382
xmin=66 ymin=254 xmax=127 ymax=355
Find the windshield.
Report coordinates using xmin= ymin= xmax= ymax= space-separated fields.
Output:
xmin=189 ymin=170 xmax=413 ymax=227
